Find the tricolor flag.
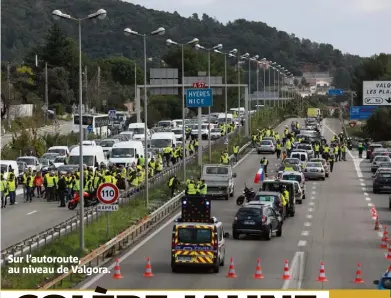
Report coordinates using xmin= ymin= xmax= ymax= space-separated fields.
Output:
xmin=254 ymin=167 xmax=265 ymax=184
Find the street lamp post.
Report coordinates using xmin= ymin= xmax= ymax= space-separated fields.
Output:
xmin=276 ymin=65 xmax=281 ymax=108
xmin=52 ymin=8 xmax=107 ymax=253
xmin=194 ymin=43 xmax=223 ymax=161
xmin=214 ymin=48 xmax=238 ymax=151
xmin=166 ymin=38 xmax=199 ymax=178
xmin=261 ymin=58 xmax=267 ymax=106
xmin=242 ymin=54 xmax=258 ymax=134
xmin=124 ymin=27 xmax=166 ymax=207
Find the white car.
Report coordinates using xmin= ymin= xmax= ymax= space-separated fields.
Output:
xmin=210 ymin=128 xmax=222 ymax=140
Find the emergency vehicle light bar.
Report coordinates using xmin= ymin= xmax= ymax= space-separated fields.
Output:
xmin=180 ymin=196 xmax=212 ymax=223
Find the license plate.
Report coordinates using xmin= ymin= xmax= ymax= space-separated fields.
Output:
xmin=382 ymin=186 xmax=391 ymax=189
xmin=244 ymin=220 xmax=255 ymax=225
xmin=310 ymin=169 xmax=318 ymax=172
xmin=177 ymin=256 xmax=192 ymax=261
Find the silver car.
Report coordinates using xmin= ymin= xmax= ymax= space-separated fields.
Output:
xmin=303 ymin=162 xmax=325 ymax=180
xmin=371 ymin=156 xmax=391 ymax=173
xmin=296 ymin=143 xmax=314 ymax=159
xmin=257 ymin=140 xmax=276 ymax=154
xmin=310 ymin=158 xmax=330 ymax=177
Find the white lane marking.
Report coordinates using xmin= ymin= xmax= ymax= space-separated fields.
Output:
xmin=306 ymin=214 xmax=313 ymax=219
xmin=366 ymin=197 xmax=371 ymax=201
xmin=311 ymin=196 xmax=316 ymax=200
xmin=282 ymin=251 xmax=305 ymax=289
xmin=297 ymin=240 xmax=307 ymax=247
xmin=80 ymin=140 xmax=256 ymax=289
xmin=27 ymin=210 xmax=37 ymax=215
xmin=309 ymin=202 xmax=315 ymax=206
xmin=368 ymin=203 xmax=373 ymax=207
xmin=301 ymin=231 xmax=309 ymax=236
xmin=311 ymin=191 xmax=316 ymax=195
xmin=361 ymin=187 xmax=366 ymax=191
xmin=360 ymin=182 xmax=365 ymax=186
xmin=364 ymin=192 xmax=369 ymax=196
xmin=312 ymin=185 xmax=316 ymax=190
xmin=304 ymin=222 xmax=312 ymax=227
xmin=313 ymin=182 xmax=318 ymax=185
xmin=308 ymin=207 xmax=314 ymax=212
xmin=360 ymin=179 xmax=364 ymax=182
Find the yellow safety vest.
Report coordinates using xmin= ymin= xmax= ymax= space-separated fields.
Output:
xmin=104 ymin=175 xmax=113 ymax=183
xmin=187 ymin=183 xmax=197 ymax=195
xmin=73 ymin=179 xmax=80 ymax=191
xmin=0 ymin=180 xmax=6 ymax=191
xmin=168 ymin=177 xmax=175 ymax=187
xmin=199 ymin=184 xmax=207 ymax=195
xmin=314 ymin=144 xmax=319 ymax=151
xmin=47 ymin=176 xmax=55 ymax=187
xmin=8 ymin=180 xmax=16 ymax=192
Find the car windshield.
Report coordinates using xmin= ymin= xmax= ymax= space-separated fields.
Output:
xmin=291 ymin=154 xmax=306 ymax=161
xmin=298 ymin=144 xmax=311 ymax=150
xmin=39 ymin=159 xmax=50 ymax=166
xmin=47 ymin=149 xmax=67 ymax=155
xmin=58 ymin=165 xmax=79 ymax=173
xmin=375 ymin=157 xmax=389 ymax=162
xmin=17 ymin=158 xmax=35 ymax=165
xmin=130 ymin=128 xmax=144 ymax=134
xmin=379 ymin=172 xmax=391 ymax=178
xmin=100 ymin=140 xmax=115 ymax=147
xmin=260 ymin=140 xmax=272 ymax=145
xmin=379 ymin=163 xmax=391 ymax=168
xmin=256 ymin=195 xmax=277 ymax=203
xmin=372 ymin=146 xmax=383 ymax=151
xmin=68 ymin=155 xmax=95 ymax=167
xmin=211 ymin=128 xmax=221 ymax=133
xmin=54 ymin=157 xmax=66 ymax=163
xmin=307 ymin=162 xmax=321 ymax=168
xmin=158 ymin=121 xmax=172 ymax=127
xmin=111 ymin=148 xmax=135 ymax=158
xmin=0 ymin=164 xmax=8 ymax=172
xmin=172 ymin=129 xmax=182 ymax=134
xmin=311 ymin=159 xmax=325 ymax=165
xmin=237 ymin=207 xmax=262 ymax=218
xmin=282 ymin=174 xmax=301 ymax=182
xmin=206 ymin=167 xmax=228 ymax=175
xmin=177 ymin=228 xmax=212 ymax=244
xmin=284 ymin=159 xmax=299 ymax=164
xmin=150 ymin=139 xmax=172 ymax=148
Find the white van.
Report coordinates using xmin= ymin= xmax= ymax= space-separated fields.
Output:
xmin=217 ymin=113 xmax=233 ymax=124
xmin=108 ymin=141 xmax=144 ymax=167
xmin=82 ymin=140 xmax=96 ymax=146
xmin=16 ymin=156 xmax=41 ymax=172
xmin=68 ymin=146 xmax=106 ymax=169
xmin=0 ymin=160 xmax=19 ymax=180
xmin=150 ymin=132 xmax=176 ymax=149
xmin=157 ymin=120 xmax=174 ymax=128
xmin=128 ymin=123 xmax=150 ymax=140
xmin=290 ymin=152 xmax=308 ymax=167
xmin=100 ymin=138 xmax=120 ymax=153
xmin=172 ymin=119 xmax=183 ymax=128
xmin=47 ymin=146 xmax=70 ymax=157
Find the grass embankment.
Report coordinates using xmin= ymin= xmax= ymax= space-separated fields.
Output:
xmin=1 ymin=107 xmax=286 ymax=289
xmin=345 ymin=124 xmax=368 ymax=139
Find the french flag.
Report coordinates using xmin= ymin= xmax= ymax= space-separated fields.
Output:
xmin=254 ymin=167 xmax=265 ymax=184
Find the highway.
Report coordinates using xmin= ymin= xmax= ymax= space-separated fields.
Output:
xmin=79 ymin=118 xmax=386 ymax=290
xmin=0 ymin=139 xmax=208 ymax=249
xmin=1 ymin=121 xmax=74 ymax=146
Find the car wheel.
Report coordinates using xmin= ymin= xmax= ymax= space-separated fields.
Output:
xmin=321 ymin=177 xmax=325 ymax=181
xmin=171 ymin=265 xmax=177 ymax=273
xmin=373 ymin=189 xmax=378 ymax=194
xmin=213 ymin=262 xmax=220 ymax=273
xmin=225 ymin=195 xmax=229 ymax=200
xmin=325 ymin=173 xmax=329 ymax=177
xmin=220 ymin=255 xmax=225 ymax=266
xmin=230 ymin=187 xmax=234 ymax=197
xmin=302 ymin=195 xmax=306 ymax=200
xmin=276 ymin=225 xmax=282 ymax=237
xmin=389 ymin=201 xmax=391 ymax=209
xmin=297 ymin=199 xmax=302 ymax=205
xmin=233 ymin=231 xmax=239 ymax=239
xmin=264 ymin=226 xmax=272 ymax=241
xmin=257 ymin=151 xmax=261 ymax=154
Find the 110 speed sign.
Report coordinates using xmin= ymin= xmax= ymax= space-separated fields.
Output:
xmin=97 ymin=183 xmax=119 ymax=205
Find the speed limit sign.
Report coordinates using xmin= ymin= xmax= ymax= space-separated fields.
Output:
xmin=97 ymin=183 xmax=119 ymax=205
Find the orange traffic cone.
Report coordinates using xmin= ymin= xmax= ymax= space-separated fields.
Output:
xmin=375 ymin=215 xmax=380 ymax=230
xmin=143 ymin=257 xmax=154 ymax=277
xmin=371 ymin=205 xmax=376 ymax=214
xmin=316 ymin=261 xmax=328 ymax=282
xmin=226 ymin=258 xmax=237 ymax=278
xmin=281 ymin=259 xmax=291 ymax=280
xmin=353 ymin=263 xmax=364 ymax=283
xmin=385 ymin=241 xmax=391 ymax=259
xmin=387 ymin=265 xmax=391 ymax=272
xmin=380 ymin=232 xmax=388 ymax=249
xmin=112 ymin=258 xmax=123 ymax=279
xmin=253 ymin=258 xmax=264 ymax=279
xmin=384 ymin=225 xmax=389 ymax=236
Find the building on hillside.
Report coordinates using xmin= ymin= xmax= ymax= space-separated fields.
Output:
xmin=302 ymin=72 xmax=333 ymax=86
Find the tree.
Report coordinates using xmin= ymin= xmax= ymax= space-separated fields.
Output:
xmin=364 ymin=108 xmax=391 ymax=141
xmin=98 ymin=56 xmax=143 ymax=86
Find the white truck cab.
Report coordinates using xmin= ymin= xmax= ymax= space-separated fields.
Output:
xmin=108 ymin=141 xmax=144 ymax=167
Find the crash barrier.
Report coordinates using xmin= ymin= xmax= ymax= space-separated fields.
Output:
xmin=39 ymin=116 xmax=295 ymax=289
xmin=0 ymin=128 xmax=242 ymax=265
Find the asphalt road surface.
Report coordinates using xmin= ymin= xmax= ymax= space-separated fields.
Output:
xmin=0 ymin=139 xmax=209 ymax=249
xmin=79 ymin=118 xmax=386 ymax=290
xmin=1 ymin=121 xmax=74 ymax=146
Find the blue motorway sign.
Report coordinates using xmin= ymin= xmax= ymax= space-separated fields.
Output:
xmin=349 ymin=106 xmax=378 ymax=120
xmin=328 ymin=89 xmax=344 ymax=96
xmin=186 ymin=88 xmax=213 ymax=107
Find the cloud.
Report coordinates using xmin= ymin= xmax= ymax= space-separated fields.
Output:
xmin=354 ymin=0 xmax=391 ymax=13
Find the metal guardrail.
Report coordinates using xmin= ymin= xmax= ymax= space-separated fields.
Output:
xmin=0 ymin=129 xmax=242 ymax=265
xmin=39 ymin=116 xmax=294 ymax=289
xmin=39 ymin=138 xmax=252 ymax=289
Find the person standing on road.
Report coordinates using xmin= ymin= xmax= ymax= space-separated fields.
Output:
xmin=57 ymin=172 xmax=67 ymax=207
xmin=25 ymin=172 xmax=33 ymax=202
xmin=232 ymin=144 xmax=239 ymax=162
xmin=358 ymin=142 xmax=363 ymax=158
xmin=34 ymin=172 xmax=43 ymax=198
xmin=314 ymin=142 xmax=320 ymax=158
xmin=328 ymin=154 xmax=335 ymax=172
xmin=1 ymin=175 xmax=8 ymax=208
xmin=341 ymin=143 xmax=347 ymax=161
xmin=261 ymin=156 xmax=269 ymax=177
xmin=276 ymin=140 xmax=282 ymax=159
xmin=168 ymin=175 xmax=180 ymax=198
xmin=7 ymin=173 xmax=17 ymax=205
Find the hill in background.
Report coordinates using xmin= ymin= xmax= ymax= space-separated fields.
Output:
xmin=2 ymin=0 xmax=361 ymax=86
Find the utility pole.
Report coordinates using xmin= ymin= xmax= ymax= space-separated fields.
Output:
xmin=97 ymin=66 xmax=101 ymax=108
xmin=84 ymin=66 xmax=88 ymax=110
xmin=6 ymin=62 xmax=11 ymax=129
xmin=44 ymin=62 xmax=48 ymax=125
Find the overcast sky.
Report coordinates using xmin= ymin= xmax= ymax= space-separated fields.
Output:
xmin=125 ymin=0 xmax=390 ymax=57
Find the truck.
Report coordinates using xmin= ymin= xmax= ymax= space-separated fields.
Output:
xmin=307 ymin=108 xmax=320 ymax=118
xmin=201 ymin=164 xmax=237 ymax=200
